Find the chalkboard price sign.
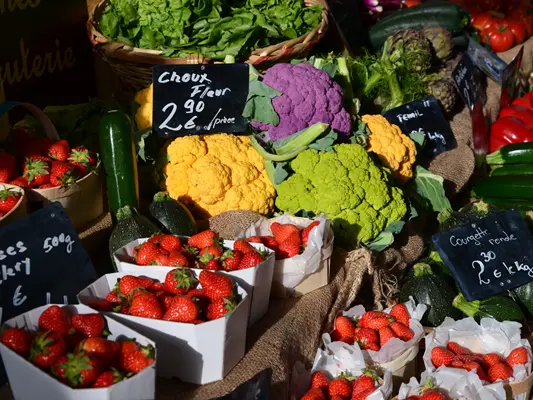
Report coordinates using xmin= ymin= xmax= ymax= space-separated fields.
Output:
xmin=383 ymin=96 xmax=456 ymax=162
xmin=153 ymin=64 xmax=249 ymax=137
xmin=453 ymin=54 xmax=482 ymax=111
xmin=500 ymin=46 xmax=525 ymax=109
xmin=432 ymin=210 xmax=533 ymax=301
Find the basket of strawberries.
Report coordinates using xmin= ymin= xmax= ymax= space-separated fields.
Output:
xmin=0 ymin=183 xmax=26 ymax=225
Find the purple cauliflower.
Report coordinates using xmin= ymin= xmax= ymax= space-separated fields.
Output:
xmin=250 ymin=63 xmax=353 ymax=141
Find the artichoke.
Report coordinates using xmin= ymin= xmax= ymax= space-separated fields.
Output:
xmin=426 ymin=75 xmax=457 ymax=113
xmin=422 ymin=26 xmax=454 ymax=61
xmin=385 ymin=29 xmax=432 ymax=73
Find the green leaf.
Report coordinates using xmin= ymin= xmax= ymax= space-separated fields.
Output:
xmin=295 ymin=209 xmax=316 ymax=218
xmin=407 ymin=201 xmax=419 ymax=221
xmin=243 ymin=96 xmax=279 ymax=126
xmin=273 ymin=162 xmax=290 ymax=185
xmin=134 ymin=128 xmax=153 ymax=162
xmin=385 ymin=221 xmax=405 ymax=234
xmin=409 ymin=131 xmax=426 ymax=147
xmin=247 ymin=80 xmax=281 ymax=100
xmin=309 ymin=130 xmax=338 ymax=152
xmin=321 ymin=63 xmax=338 ymax=79
xmin=366 ymin=221 xmax=405 ymax=252
xmin=410 ymin=166 xmax=452 ymax=213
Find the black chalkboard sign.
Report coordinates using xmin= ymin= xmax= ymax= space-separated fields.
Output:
xmin=152 ymin=64 xmax=249 ymax=137
xmin=210 ymin=369 xmax=272 ymax=400
xmin=0 ymin=202 xmax=98 ymax=324
xmin=501 ymin=46 xmax=525 ymax=110
xmin=466 ymin=37 xmax=507 ymax=84
xmin=432 ymin=210 xmax=533 ymax=301
xmin=383 ymin=96 xmax=456 ymax=162
xmin=453 ymin=54 xmax=482 ymax=111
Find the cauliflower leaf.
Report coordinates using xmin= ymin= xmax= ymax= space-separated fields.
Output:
xmin=410 ymin=166 xmax=452 ymax=213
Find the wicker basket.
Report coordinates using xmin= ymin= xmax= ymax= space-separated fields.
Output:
xmin=87 ymin=0 xmax=329 ymax=92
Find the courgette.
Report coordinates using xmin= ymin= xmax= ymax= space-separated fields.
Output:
xmin=481 ymin=197 xmax=533 ymax=211
xmin=399 ymin=263 xmax=463 ymax=327
xmin=109 ymin=205 xmax=160 ymax=270
xmin=99 ymin=111 xmax=139 ymax=220
xmin=149 ymin=192 xmax=197 ymax=236
xmin=512 ymin=281 xmax=533 ymax=319
xmin=491 ymin=164 xmax=533 ymax=176
xmin=486 ymin=142 xmax=533 ymax=165
xmin=472 ymin=176 xmax=533 ymax=200
xmin=370 ymin=1 xmax=467 ymax=26
xmin=452 ymin=293 xmax=524 ymax=322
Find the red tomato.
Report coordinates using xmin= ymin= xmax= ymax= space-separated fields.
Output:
xmin=505 ymin=19 xmax=527 ymax=43
xmin=473 ymin=12 xmax=497 ymax=30
xmin=483 ymin=24 xmax=516 ymax=52
xmin=480 ymin=0 xmax=502 ymax=11
xmin=510 ymin=7 xmax=533 ymax=36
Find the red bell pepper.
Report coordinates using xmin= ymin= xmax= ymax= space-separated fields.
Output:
xmin=511 ymin=96 xmax=533 ymax=109
xmin=499 ymin=105 xmax=533 ymax=126
xmin=490 ymin=116 xmax=533 ymax=152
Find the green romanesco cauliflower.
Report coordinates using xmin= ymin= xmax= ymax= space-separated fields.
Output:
xmin=275 ymin=144 xmax=407 ymax=246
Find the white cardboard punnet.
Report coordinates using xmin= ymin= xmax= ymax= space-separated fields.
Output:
xmin=78 ymin=271 xmax=250 ymax=385
xmin=0 ymin=304 xmax=156 ymax=400
xmin=113 ymin=238 xmax=274 ymax=326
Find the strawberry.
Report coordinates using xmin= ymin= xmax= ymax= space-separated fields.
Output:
xmin=204 ymin=259 xmax=222 ymax=270
xmin=118 ymin=340 xmax=138 ymax=367
xmin=277 ymin=235 xmax=301 ymax=259
xmin=49 ymin=161 xmax=78 ymax=187
xmin=38 ymin=305 xmax=72 ymax=335
xmin=159 ymin=235 xmax=181 ymax=253
xmin=121 ymin=344 xmax=155 ymax=374
xmin=23 ymin=157 xmax=50 ymax=187
xmin=488 ymin=362 xmax=513 ymax=382
xmin=153 ymin=252 xmax=170 ymax=266
xmin=117 ymin=276 xmax=144 ymax=297
xmin=199 ymin=270 xmax=234 ymax=301
xmin=351 ymin=369 xmax=377 ymax=393
xmin=207 ymin=297 xmax=237 ymax=320
xmin=233 ymin=239 xmax=256 ymax=254
xmin=134 ymin=242 xmax=160 ymax=266
xmin=246 ymin=236 xmax=263 ymax=243
xmin=164 ymin=268 xmax=197 ymax=294
xmin=507 ymin=347 xmax=529 ymax=366
xmin=155 ymin=291 xmax=175 ymax=311
xmin=352 ymin=388 xmax=375 ymax=400
xmin=431 ymin=346 xmax=455 ymax=368
xmin=390 ymin=321 xmax=414 ymax=341
xmin=92 ymin=368 xmax=124 ymax=388
xmin=331 ymin=396 xmax=345 ymax=400
xmin=330 ymin=329 xmax=354 ymax=345
xmin=357 ymin=311 xmax=388 ymax=328
xmin=166 ymin=251 xmax=189 ymax=268
xmin=185 ymin=289 xmax=210 ymax=314
xmin=421 ymin=391 xmax=447 ymax=400
xmin=301 ymin=388 xmax=326 ymax=400
xmin=260 ymin=236 xmax=279 ymax=249
xmin=446 ymin=341 xmax=472 ymax=356
xmin=163 ymin=295 xmax=199 ymax=322
xmin=389 ymin=303 xmax=410 ymax=326
xmin=187 ymin=230 xmax=219 ymax=249
xmin=366 ymin=315 xmax=394 ymax=330
xmin=463 ymin=361 xmax=489 ymax=381
xmin=0 ymin=188 xmax=21 ymax=213
xmin=364 ymin=342 xmax=380 ymax=351
xmin=52 ymin=351 xmax=101 ymax=388
xmin=105 ymin=290 xmax=121 ymax=304
xmin=30 ymin=331 xmax=66 ymax=368
xmin=200 ymin=245 xmax=223 ymax=260
xmin=129 ymin=292 xmax=163 ymax=319
xmin=72 ymin=313 xmax=109 ymax=338
xmin=301 ymin=221 xmax=320 ymax=246
xmin=353 ymin=328 xmax=378 ymax=348
xmin=77 ymin=337 xmax=120 ymax=366
xmin=68 ymin=146 xmax=97 ymax=166
xmin=47 ymin=139 xmax=70 ymax=162
xmin=483 ymin=352 xmax=504 ymax=367
xmin=310 ymin=371 xmax=330 ymax=390
xmin=0 ymin=152 xmax=16 ymax=183
xmin=271 ymin=222 xmax=300 ymax=243
xmin=39 ymin=183 xmax=55 ymax=189
xmin=150 ymin=281 xmax=164 ymax=292
xmin=239 ymin=251 xmax=266 ymax=270
xmin=328 ymin=378 xmax=352 ymax=398
xmin=221 ymin=249 xmax=243 ymax=271
xmin=0 ymin=327 xmax=32 ymax=356
xmin=147 ymin=233 xmax=165 ymax=245
xmin=334 ymin=316 xmax=355 ymax=338
xmin=406 ymin=397 xmax=422 ymax=400
xmin=378 ymin=326 xmax=397 ymax=347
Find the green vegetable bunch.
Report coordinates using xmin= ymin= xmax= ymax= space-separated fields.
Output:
xmin=99 ymin=0 xmax=323 ymax=60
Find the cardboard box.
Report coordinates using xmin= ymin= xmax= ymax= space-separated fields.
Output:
xmin=114 ymin=238 xmax=274 ymax=326
xmin=0 ymin=304 xmax=156 ymax=400
xmin=78 ymin=271 xmax=250 ymax=385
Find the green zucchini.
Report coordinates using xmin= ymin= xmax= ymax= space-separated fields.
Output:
xmin=486 ymin=142 xmax=533 ymax=166
xmin=512 ymin=281 xmax=533 ymax=319
xmin=99 ymin=111 xmax=139 ymax=220
xmin=109 ymin=205 xmax=160 ymax=270
xmin=149 ymin=192 xmax=197 ymax=236
xmin=472 ymin=176 xmax=533 ymax=200
xmin=491 ymin=164 xmax=533 ymax=176
xmin=452 ymin=293 xmax=524 ymax=322
xmin=481 ymin=197 xmax=533 ymax=211
xmin=399 ymin=263 xmax=463 ymax=327
xmin=371 ymin=1 xmax=467 ymax=26
xmin=438 ymin=201 xmax=497 ymax=232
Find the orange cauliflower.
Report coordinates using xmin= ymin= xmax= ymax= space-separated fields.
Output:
xmin=163 ymin=134 xmax=276 ymax=219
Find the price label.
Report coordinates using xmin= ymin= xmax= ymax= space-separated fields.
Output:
xmin=453 ymin=54 xmax=482 ymax=111
xmin=432 ymin=210 xmax=533 ymax=301
xmin=152 ymin=64 xmax=249 ymax=137
xmin=501 ymin=46 xmax=525 ymax=109
xmin=466 ymin=37 xmax=507 ymax=84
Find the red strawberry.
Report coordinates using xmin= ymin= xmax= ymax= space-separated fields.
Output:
xmin=52 ymin=351 xmax=101 ymax=388
xmin=389 ymin=303 xmax=410 ymax=326
xmin=77 ymin=337 xmax=120 ymax=365
xmin=92 ymin=368 xmax=124 ymax=388
xmin=166 ymin=251 xmax=189 ymax=268
xmin=390 ymin=321 xmax=414 ymax=341
xmin=246 ymin=236 xmax=263 ymax=243
xmin=260 ymin=236 xmax=279 ymax=250
xmin=8 ymin=176 xmax=30 ymax=188
xmin=48 ymin=139 xmax=70 ymax=162
xmin=221 ymin=249 xmax=243 ymax=271
xmin=488 ymin=362 xmax=513 ymax=382
xmin=330 ymin=329 xmax=353 ymax=345
xmin=50 ymin=161 xmax=78 ymax=187
xmin=352 ymin=388 xmax=375 ymax=400
xmin=129 ymin=292 xmax=163 ymax=319
xmin=200 ymin=245 xmax=223 ymax=260
xmin=310 ymin=371 xmax=330 ymax=390
xmin=484 ymin=352 xmax=504 ymax=367
xmin=155 ymin=291 xmax=174 ymax=311
xmin=207 ymin=297 xmax=237 ymax=320
xmin=463 ymin=361 xmax=489 ymax=381
xmin=159 ymin=235 xmax=181 ymax=253
xmin=87 ymin=301 xmax=113 ymax=312
xmin=72 ymin=313 xmax=108 ymax=338
xmin=277 ymin=235 xmax=301 ymax=259
xmin=378 ymin=326 xmax=397 ymax=347
xmin=38 ymin=305 xmax=72 ymax=336
xmin=117 ymin=276 xmax=144 ymax=297
xmin=118 ymin=340 xmax=138 ymax=368
xmin=153 ymin=252 xmax=170 ymax=266
xmin=446 ymin=341 xmax=472 ymax=355
xmin=353 ymin=328 xmax=378 ymax=349
xmin=421 ymin=391 xmax=447 ymax=400
xmin=328 ymin=378 xmax=352 ymax=398
xmin=366 ymin=315 xmax=394 ymax=330
xmin=164 ymin=268 xmax=197 ymax=294
xmin=233 ymin=239 xmax=256 ymax=254
xmin=357 ymin=311 xmax=388 ymax=328
xmin=431 ymin=346 xmax=455 ymax=368
xmin=135 ymin=242 xmax=160 ymax=266
xmin=449 ymin=358 xmax=464 ymax=368
xmin=147 ymin=233 xmax=165 ymax=245
xmin=187 ymin=230 xmax=219 ymax=249
xmin=507 ymin=347 xmax=528 ymax=366
xmin=105 ymin=290 xmax=121 ymax=304
xmin=364 ymin=341 xmax=380 ymax=351
xmin=334 ymin=316 xmax=355 ymax=338
xmin=163 ymin=295 xmax=199 ymax=322
xmin=150 ymin=281 xmax=164 ymax=292
xmin=23 ymin=157 xmax=50 ymax=187
xmin=351 ymin=369 xmax=377 ymax=393
xmin=271 ymin=222 xmax=300 ymax=243
xmin=0 ymin=188 xmax=21 ymax=213
xmin=0 ymin=327 xmax=32 ymax=356
xmin=30 ymin=331 xmax=66 ymax=368
xmin=239 ymin=251 xmax=266 ymax=270
xmin=204 ymin=259 xmax=222 ymax=270
xmin=121 ymin=344 xmax=155 ymax=374
xmin=39 ymin=183 xmax=55 ymax=189
xmin=0 ymin=152 xmax=16 ymax=183
xmin=68 ymin=146 xmax=96 ymax=176
xmin=199 ymin=270 xmax=234 ymax=301
xmin=301 ymin=388 xmax=326 ymax=400
xmin=185 ymin=288 xmax=210 ymax=314
xmin=301 ymin=221 xmax=320 ymax=246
